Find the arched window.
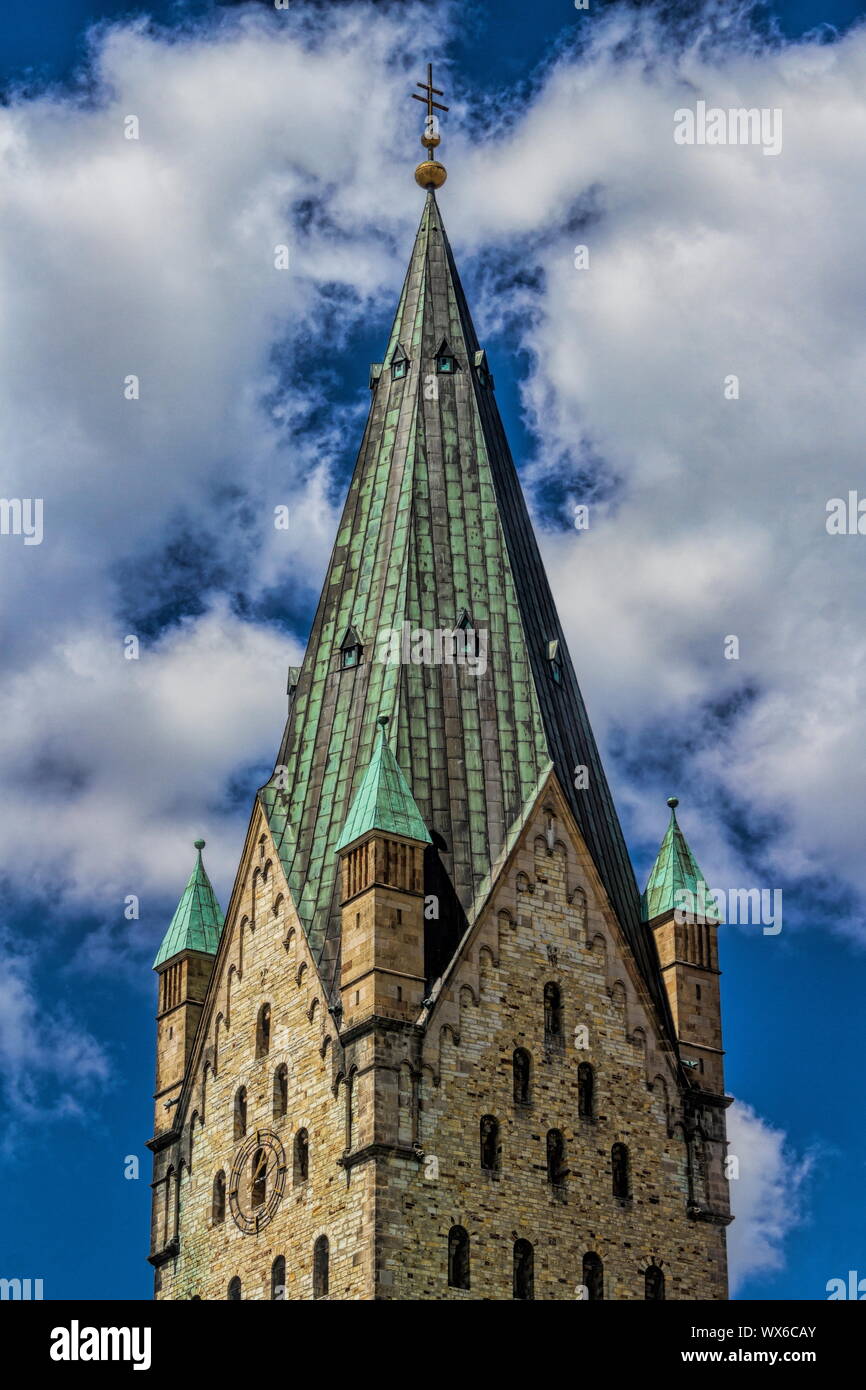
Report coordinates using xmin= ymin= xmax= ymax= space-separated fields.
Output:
xmin=480 ymin=1115 xmax=500 ymax=1173
xmin=645 ymin=1263 xmax=665 ymax=1300
xmin=583 ymin=1251 xmax=604 ymax=1301
xmin=512 ymin=1048 xmax=531 ymax=1105
xmin=543 ymin=982 xmax=563 ymax=1041
xmin=233 ymin=1086 xmax=247 ymax=1141
xmin=448 ymin=1225 xmax=470 ymax=1290
xmin=251 ymin=1146 xmax=267 ymax=1209
xmin=612 ymin=1142 xmax=631 ymax=1200
xmin=273 ymin=1063 xmax=288 ymax=1119
xmin=212 ymin=1170 xmax=226 ymax=1226
xmin=546 ymin=1128 xmax=567 ymax=1187
xmin=271 ymin=1255 xmax=286 ymax=1301
xmin=513 ymin=1239 xmax=534 ymax=1300
xmin=256 ymin=1002 xmax=271 ymax=1058
xmin=163 ymin=1166 xmax=175 ymax=1247
xmin=188 ymin=1111 xmax=198 ymax=1168
xmin=227 ymin=1277 xmax=241 ymax=1301
xmin=294 ymin=1128 xmax=309 ymax=1183
xmin=313 ymin=1235 xmax=329 ymax=1299
xmin=578 ymin=1062 xmax=594 ymax=1119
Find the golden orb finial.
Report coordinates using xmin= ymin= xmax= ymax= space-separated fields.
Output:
xmin=411 ymin=63 xmax=448 ymax=190
xmin=414 ymin=160 xmax=447 ymax=190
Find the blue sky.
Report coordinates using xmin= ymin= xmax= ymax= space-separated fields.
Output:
xmin=1 ymin=0 xmax=865 ymax=1300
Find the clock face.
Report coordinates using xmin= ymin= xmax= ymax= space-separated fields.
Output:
xmin=229 ymin=1131 xmax=287 ymax=1235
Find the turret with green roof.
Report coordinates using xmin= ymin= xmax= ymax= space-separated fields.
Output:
xmin=151 ymin=839 xmax=224 ymax=1138
xmin=641 ymin=798 xmax=718 ymax=923
xmin=642 ymin=798 xmax=726 ymax=1097
xmin=337 ymin=717 xmax=431 ymax=853
xmin=153 ymin=839 xmax=225 ymax=970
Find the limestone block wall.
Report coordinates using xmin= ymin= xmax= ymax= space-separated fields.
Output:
xmin=151 ymin=813 xmax=372 ymax=1301
xmin=380 ymin=791 xmax=729 ymax=1300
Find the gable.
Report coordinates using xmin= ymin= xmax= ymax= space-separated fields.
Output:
xmin=166 ymin=805 xmax=343 ymax=1143
xmin=423 ymin=770 xmax=681 ymax=1093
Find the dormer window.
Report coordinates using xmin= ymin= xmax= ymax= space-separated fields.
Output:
xmin=456 ymin=608 xmax=480 ymax=658
xmin=436 ymin=338 xmax=456 ymax=374
xmin=391 ymin=344 xmax=410 ymax=381
xmin=286 ymin=665 xmax=300 ymax=709
xmin=340 ymin=626 xmax=363 ymax=670
xmin=474 ymin=349 xmax=494 ymax=389
xmin=547 ymin=638 xmax=563 ymax=685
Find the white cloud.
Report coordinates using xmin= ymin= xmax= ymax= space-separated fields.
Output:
xmin=1 ymin=1 xmax=866 ymax=1113
xmin=0 ymin=5 xmax=437 ymax=926
xmin=434 ymin=10 xmax=866 ymax=919
xmin=727 ymin=1099 xmax=814 ymax=1293
xmin=0 ymin=602 xmax=300 ymax=911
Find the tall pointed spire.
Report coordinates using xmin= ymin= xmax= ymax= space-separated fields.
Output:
xmin=261 ymin=129 xmax=670 ymax=1033
xmin=641 ymin=798 xmax=718 ymax=923
xmin=153 ymin=840 xmax=224 ymax=969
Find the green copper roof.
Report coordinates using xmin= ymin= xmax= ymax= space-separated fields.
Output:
xmin=153 ymin=840 xmax=225 ymax=969
xmin=259 ymin=189 xmax=675 ymax=1038
xmin=336 ymin=719 xmax=432 ymax=851
xmin=641 ymin=799 xmax=718 ymax=922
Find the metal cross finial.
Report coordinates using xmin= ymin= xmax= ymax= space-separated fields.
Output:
xmin=412 ymin=64 xmax=449 ymax=189
xmin=412 ymin=63 xmax=449 ymax=120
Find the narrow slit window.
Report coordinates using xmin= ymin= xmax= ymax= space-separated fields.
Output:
xmin=313 ymin=1236 xmax=329 ymax=1298
xmin=448 ymin=1225 xmax=470 ymax=1290
xmin=480 ymin=1115 xmax=501 ymax=1173
xmin=578 ymin=1062 xmax=594 ymax=1119
xmin=513 ymin=1240 xmax=534 ymax=1300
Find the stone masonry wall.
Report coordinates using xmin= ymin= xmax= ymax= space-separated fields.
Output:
xmin=380 ymin=784 xmax=729 ymax=1300
xmin=151 ymin=784 xmax=729 ymax=1300
xmin=151 ymin=809 xmax=371 ymax=1301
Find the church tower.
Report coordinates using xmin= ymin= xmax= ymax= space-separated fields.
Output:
xmin=147 ymin=72 xmax=731 ymax=1299
xmin=643 ymin=798 xmax=731 ymax=1222
xmin=151 ymin=840 xmax=224 ymax=1139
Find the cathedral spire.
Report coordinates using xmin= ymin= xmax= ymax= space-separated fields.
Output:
xmin=261 ymin=148 xmax=673 ymax=1037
